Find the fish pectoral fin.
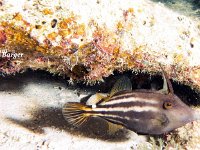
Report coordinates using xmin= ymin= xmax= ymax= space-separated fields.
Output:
xmin=150 ymin=114 xmax=169 ymax=127
xmin=150 ymin=118 xmax=163 ymax=126
xmin=62 ymin=102 xmax=92 ymax=127
xmin=107 ymin=121 xmax=124 ymax=135
xmin=110 ymin=76 xmax=132 ymax=97
xmin=86 ymin=93 xmax=107 ymax=105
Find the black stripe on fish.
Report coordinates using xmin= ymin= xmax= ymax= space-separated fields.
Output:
xmin=109 ymin=93 xmax=137 ymax=101
xmin=109 ymin=92 xmax=162 ymax=102
xmin=111 ymin=90 xmax=133 ymax=97
xmin=96 ymin=91 xmax=134 ymax=105
xmin=93 ymin=110 xmax=169 ymax=128
xmin=102 ymin=116 xmax=126 ymax=126
xmin=92 ymin=110 xmax=159 ymax=120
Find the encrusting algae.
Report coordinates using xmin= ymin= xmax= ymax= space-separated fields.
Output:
xmin=1 ymin=20 xmax=200 ymax=90
xmin=0 ymin=2 xmax=200 ymax=90
xmin=0 ymin=18 xmax=147 ymax=81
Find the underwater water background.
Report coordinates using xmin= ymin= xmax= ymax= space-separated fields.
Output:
xmin=151 ymin=0 xmax=200 ymax=18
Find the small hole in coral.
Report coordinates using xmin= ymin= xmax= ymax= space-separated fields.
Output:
xmin=51 ymin=19 xmax=57 ymax=28
xmin=190 ymin=43 xmax=194 ymax=48
xmin=35 ymin=25 xmax=42 ymax=29
xmin=72 ymin=64 xmax=90 ymax=78
xmin=94 ymin=39 xmax=98 ymax=43
xmin=42 ymin=21 xmax=46 ymax=24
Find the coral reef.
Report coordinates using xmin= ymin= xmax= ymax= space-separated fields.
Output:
xmin=0 ymin=0 xmax=200 ymax=91
xmin=0 ymin=1 xmax=200 ymax=149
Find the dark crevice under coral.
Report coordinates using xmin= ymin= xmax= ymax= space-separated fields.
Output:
xmin=1 ymin=69 xmax=200 ymax=106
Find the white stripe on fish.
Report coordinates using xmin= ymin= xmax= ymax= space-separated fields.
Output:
xmin=102 ymin=97 xmax=159 ymax=106
xmin=95 ymin=113 xmax=131 ymax=120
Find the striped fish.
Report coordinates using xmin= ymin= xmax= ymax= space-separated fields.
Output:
xmin=62 ymin=68 xmax=199 ymax=135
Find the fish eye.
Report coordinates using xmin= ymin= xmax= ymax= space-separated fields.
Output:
xmin=163 ymin=101 xmax=173 ymax=109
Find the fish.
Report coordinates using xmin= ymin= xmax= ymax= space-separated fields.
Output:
xmin=62 ymin=67 xmax=200 ymax=135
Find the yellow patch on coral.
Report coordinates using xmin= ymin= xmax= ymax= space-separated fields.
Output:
xmin=59 ymin=20 xmax=69 ymax=29
xmin=47 ymin=32 xmax=57 ymax=41
xmin=13 ymin=13 xmax=23 ymax=21
xmin=75 ymin=24 xmax=85 ymax=35
xmin=59 ymin=29 xmax=71 ymax=37
xmin=42 ymin=8 xmax=53 ymax=15
xmin=50 ymin=46 xmax=64 ymax=56
xmin=58 ymin=17 xmax=85 ymax=37
xmin=174 ymin=53 xmax=184 ymax=62
xmin=128 ymin=8 xmax=134 ymax=13
xmin=113 ymin=47 xmax=120 ymax=55
xmin=133 ymin=46 xmax=143 ymax=53
xmin=35 ymin=25 xmax=42 ymax=29
xmin=2 ymin=22 xmax=38 ymax=52
xmin=59 ymin=17 xmax=76 ymax=29
xmin=36 ymin=46 xmax=47 ymax=53
xmin=117 ymin=22 xmax=123 ymax=31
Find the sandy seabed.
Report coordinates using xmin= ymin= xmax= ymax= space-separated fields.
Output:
xmin=0 ymin=72 xmax=151 ymax=150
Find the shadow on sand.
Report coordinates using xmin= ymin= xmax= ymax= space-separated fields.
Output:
xmin=6 ymin=106 xmax=130 ymax=142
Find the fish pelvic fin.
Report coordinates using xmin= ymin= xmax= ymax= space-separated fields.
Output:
xmin=107 ymin=121 xmax=124 ymax=135
xmin=62 ymin=102 xmax=92 ymax=127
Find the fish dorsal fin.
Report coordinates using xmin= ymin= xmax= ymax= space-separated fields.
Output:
xmin=110 ymin=76 xmax=132 ymax=97
xmin=159 ymin=65 xmax=174 ymax=95
xmin=97 ymin=76 xmax=132 ymax=105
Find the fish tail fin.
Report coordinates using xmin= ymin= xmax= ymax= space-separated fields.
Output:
xmin=62 ymin=102 xmax=92 ymax=127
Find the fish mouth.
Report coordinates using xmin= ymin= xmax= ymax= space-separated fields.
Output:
xmin=163 ymin=115 xmax=195 ymax=133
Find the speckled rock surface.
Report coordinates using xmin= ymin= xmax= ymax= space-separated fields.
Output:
xmin=0 ymin=0 xmax=200 ymax=90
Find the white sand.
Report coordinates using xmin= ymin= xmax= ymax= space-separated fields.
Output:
xmin=0 ymin=74 xmax=149 ymax=150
